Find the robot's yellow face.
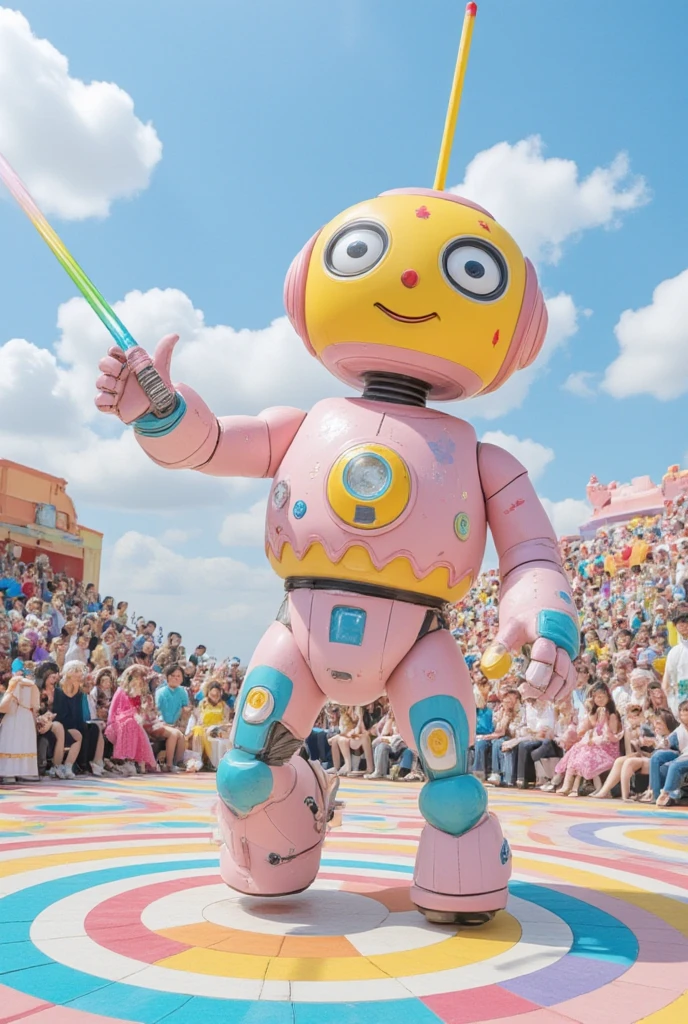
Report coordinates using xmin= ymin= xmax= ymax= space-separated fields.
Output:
xmin=302 ymin=192 xmax=530 ymax=396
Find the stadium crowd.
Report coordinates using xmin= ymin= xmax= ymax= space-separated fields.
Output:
xmin=1 ymin=493 xmax=687 ymax=807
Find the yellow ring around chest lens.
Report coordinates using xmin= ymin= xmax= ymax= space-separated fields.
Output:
xmin=327 ymin=443 xmax=411 ymax=530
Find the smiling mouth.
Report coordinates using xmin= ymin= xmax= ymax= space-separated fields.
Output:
xmin=374 ymin=303 xmax=439 ymax=324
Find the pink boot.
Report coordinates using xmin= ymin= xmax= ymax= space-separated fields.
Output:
xmin=410 ymin=813 xmax=511 ymax=924
xmin=217 ymin=753 xmax=338 ymax=897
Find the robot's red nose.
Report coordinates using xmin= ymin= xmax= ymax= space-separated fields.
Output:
xmin=401 ymin=269 xmax=419 ymax=288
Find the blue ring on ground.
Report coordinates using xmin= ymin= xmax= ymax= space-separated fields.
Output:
xmin=0 ymin=858 xmax=638 ymax=1023
xmin=568 ymin=820 xmax=685 ymax=859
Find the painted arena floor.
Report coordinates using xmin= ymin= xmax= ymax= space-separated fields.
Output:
xmin=0 ymin=778 xmax=686 ymax=1024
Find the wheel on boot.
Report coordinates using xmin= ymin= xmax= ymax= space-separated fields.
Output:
xmin=419 ymin=907 xmax=496 ymax=926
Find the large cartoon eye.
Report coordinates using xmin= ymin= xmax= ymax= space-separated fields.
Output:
xmin=442 ymin=240 xmax=507 ymax=301
xmin=325 ymin=221 xmax=388 ymax=277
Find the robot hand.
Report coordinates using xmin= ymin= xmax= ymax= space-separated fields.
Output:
xmin=95 ymin=334 xmax=179 ymax=424
xmin=480 ymin=614 xmax=578 ymax=703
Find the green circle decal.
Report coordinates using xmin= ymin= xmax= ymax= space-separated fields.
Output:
xmin=454 ymin=512 xmax=470 ymax=541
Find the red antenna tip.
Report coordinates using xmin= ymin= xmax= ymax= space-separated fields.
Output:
xmin=466 ymin=2 xmax=477 ymax=15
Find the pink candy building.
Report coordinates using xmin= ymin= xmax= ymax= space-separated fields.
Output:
xmin=580 ymin=465 xmax=688 ymax=537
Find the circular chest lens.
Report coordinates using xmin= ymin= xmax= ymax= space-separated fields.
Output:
xmin=344 ymin=454 xmax=391 ymax=499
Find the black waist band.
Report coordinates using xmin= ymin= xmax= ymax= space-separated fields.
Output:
xmin=284 ymin=575 xmax=448 ymax=610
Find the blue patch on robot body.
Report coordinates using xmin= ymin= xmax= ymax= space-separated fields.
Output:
xmin=500 ymin=838 xmax=511 ymax=865
xmin=329 ymin=606 xmax=367 ymax=646
xmin=293 ymin=500 xmax=307 ymax=519
xmin=537 ymin=609 xmax=580 ymax=659
xmin=427 ymin=437 xmax=456 ymax=464
xmin=558 ymin=591 xmax=572 ymax=605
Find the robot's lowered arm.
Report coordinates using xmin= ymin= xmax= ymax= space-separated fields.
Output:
xmin=477 ymin=442 xmax=579 ymax=701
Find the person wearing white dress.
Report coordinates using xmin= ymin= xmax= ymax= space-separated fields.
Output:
xmin=0 ymin=674 xmax=40 ymax=782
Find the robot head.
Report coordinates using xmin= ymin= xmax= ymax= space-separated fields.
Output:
xmin=284 ymin=186 xmax=547 ymax=401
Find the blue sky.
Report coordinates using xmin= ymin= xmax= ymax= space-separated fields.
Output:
xmin=1 ymin=0 xmax=686 ymax=656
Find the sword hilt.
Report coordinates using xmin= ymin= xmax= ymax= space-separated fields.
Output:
xmin=126 ymin=346 xmax=178 ymax=418
xmin=134 ymin=364 xmax=178 ymax=418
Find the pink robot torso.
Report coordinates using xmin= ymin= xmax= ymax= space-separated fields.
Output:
xmin=265 ymin=396 xmax=487 ymax=605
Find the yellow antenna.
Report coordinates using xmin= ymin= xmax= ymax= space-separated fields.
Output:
xmin=433 ymin=2 xmax=478 ymax=191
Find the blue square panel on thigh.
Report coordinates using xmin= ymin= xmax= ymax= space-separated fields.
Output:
xmin=329 ymin=606 xmax=367 ymax=646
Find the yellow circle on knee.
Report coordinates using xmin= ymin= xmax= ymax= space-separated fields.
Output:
xmin=427 ymin=727 xmax=450 ymax=758
xmin=247 ymin=688 xmax=269 ymax=710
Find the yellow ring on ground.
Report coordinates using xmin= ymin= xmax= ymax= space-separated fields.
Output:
xmin=624 ymin=827 xmax=688 ymax=853
xmin=154 ymin=912 xmax=521 ymax=981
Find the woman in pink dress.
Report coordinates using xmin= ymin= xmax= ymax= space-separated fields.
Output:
xmin=105 ymin=666 xmax=156 ymax=772
xmin=555 ymin=683 xmax=621 ymax=797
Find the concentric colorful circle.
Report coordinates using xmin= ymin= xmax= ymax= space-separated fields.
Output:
xmin=0 ymin=776 xmax=686 ymax=1023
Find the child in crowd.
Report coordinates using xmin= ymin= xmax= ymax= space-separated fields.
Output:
xmin=153 ymin=665 xmax=190 ymax=773
xmin=190 ymin=680 xmax=232 ymax=769
xmin=105 ymin=665 xmax=157 ymax=775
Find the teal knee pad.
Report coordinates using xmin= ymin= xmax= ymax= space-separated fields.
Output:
xmin=233 ymin=666 xmax=294 ymax=754
xmin=420 ymin=774 xmax=487 ymax=835
xmin=217 ymin=748 xmax=273 ymax=816
xmin=409 ymin=694 xmax=470 ymax=778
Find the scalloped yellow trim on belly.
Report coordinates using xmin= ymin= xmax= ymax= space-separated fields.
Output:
xmin=268 ymin=541 xmax=472 ymax=603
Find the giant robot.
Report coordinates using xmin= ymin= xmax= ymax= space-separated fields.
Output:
xmin=1 ymin=3 xmax=580 ymax=927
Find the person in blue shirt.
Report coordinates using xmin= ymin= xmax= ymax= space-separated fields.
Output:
xmin=11 ymin=635 xmax=34 ymax=675
xmin=84 ymin=583 xmax=102 ymax=613
xmin=153 ymin=665 xmax=189 ymax=772
xmin=0 ymin=577 xmax=22 ymax=606
xmin=471 ymin=678 xmax=495 ymax=778
xmin=649 ymin=701 xmax=688 ymax=805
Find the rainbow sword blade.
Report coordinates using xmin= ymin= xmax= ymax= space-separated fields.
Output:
xmin=0 ymin=152 xmax=176 ymax=416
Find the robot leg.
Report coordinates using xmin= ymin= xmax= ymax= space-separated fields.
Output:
xmin=216 ymin=621 xmax=334 ymax=897
xmin=387 ymin=628 xmax=511 ymax=924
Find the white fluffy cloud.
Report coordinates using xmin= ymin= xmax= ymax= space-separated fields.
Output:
xmin=540 ymin=497 xmax=591 ymax=538
xmin=562 ymin=371 xmax=597 ymax=399
xmin=219 ymin=499 xmax=269 ymax=548
xmin=0 ymin=7 xmax=161 ymax=219
xmin=160 ymin=528 xmax=201 ymax=546
xmin=602 ymin=268 xmax=688 ymax=400
xmin=451 ymin=136 xmax=648 ymax=265
xmin=464 ymin=292 xmax=580 ymax=419
xmin=0 ymin=285 xmax=336 ymax=512
xmin=55 ymin=287 xmax=346 ymax=422
xmin=101 ymin=532 xmax=283 ymax=654
xmin=0 ymin=330 xmax=255 ymax=511
xmin=480 ymin=431 xmax=554 ymax=481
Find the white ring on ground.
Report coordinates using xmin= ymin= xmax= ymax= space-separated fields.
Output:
xmin=28 ymin=864 xmax=571 ymax=1003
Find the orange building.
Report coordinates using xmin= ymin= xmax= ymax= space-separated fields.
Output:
xmin=0 ymin=460 xmax=102 ymax=587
